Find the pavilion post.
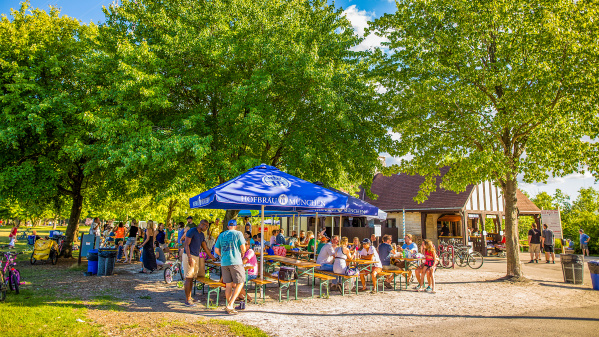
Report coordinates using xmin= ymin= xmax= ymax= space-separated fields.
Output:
xmin=261 ymin=205 xmax=264 ymax=281
xmin=292 ymin=214 xmax=295 ymax=236
xmin=339 ymin=215 xmax=342 ymax=238
xmin=314 ymin=212 xmax=318 ymax=262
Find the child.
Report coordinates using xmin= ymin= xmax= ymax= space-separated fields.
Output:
xmin=415 ymin=240 xmax=438 ymax=293
xmin=8 ymin=223 xmax=19 ymax=248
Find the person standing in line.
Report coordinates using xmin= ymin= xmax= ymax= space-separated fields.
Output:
xmin=123 ymin=220 xmax=139 ymax=264
xmin=139 ymin=220 xmax=157 ymax=273
xmin=186 ymin=216 xmax=196 ymax=229
xmin=541 ymin=224 xmax=555 ymax=264
xmin=244 ymin=216 xmax=252 ymax=234
xmin=214 ymin=219 xmax=246 ymax=315
xmin=89 ymin=217 xmax=100 ymax=237
xmin=528 ymin=224 xmax=542 ymax=263
xmin=579 ymin=229 xmax=591 ymax=257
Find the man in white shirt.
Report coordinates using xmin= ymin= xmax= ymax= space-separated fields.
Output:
xmin=358 ymin=238 xmax=383 ymax=292
xmin=317 ymin=235 xmax=339 ymax=271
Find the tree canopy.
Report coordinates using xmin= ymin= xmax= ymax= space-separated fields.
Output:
xmin=371 ymin=0 xmax=599 ymax=278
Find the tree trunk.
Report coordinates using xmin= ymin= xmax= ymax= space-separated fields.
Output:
xmin=165 ymin=199 xmax=177 ymax=226
xmin=61 ymin=173 xmax=85 ymax=258
xmin=223 ymin=210 xmax=240 ymax=232
xmin=502 ymin=177 xmax=523 ymax=278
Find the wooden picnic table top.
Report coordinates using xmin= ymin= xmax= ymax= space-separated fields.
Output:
xmin=207 ymin=260 xmax=254 ymax=270
xmin=391 ymin=256 xmax=426 ymax=262
xmin=288 ymin=250 xmax=313 ymax=255
xmin=347 ymin=259 xmax=379 ymax=265
xmin=262 ymin=255 xmax=320 ymax=268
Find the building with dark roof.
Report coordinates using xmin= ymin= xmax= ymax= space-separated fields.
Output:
xmin=360 ymin=167 xmax=541 ymax=245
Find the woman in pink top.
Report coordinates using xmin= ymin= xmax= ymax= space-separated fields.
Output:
xmin=239 ymin=241 xmax=257 ymax=302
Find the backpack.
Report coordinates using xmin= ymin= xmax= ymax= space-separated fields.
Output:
xmin=278 ymin=266 xmax=297 ymax=281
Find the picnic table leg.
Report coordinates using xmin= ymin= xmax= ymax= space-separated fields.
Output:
xmin=295 ymin=280 xmax=298 ymax=300
xmin=254 ymin=284 xmax=258 ymax=304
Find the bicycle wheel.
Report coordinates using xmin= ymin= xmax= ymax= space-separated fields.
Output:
xmin=455 ymin=252 xmax=468 ymax=267
xmin=439 ymin=252 xmax=453 ymax=269
xmin=0 ymin=272 xmax=6 ymax=302
xmin=10 ymin=269 xmax=20 ymax=294
xmin=50 ymin=249 xmax=58 ymax=265
xmin=164 ymin=267 xmax=173 ymax=284
xmin=467 ymin=251 xmax=484 ymax=269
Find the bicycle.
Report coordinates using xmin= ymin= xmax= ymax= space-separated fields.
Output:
xmin=0 ymin=251 xmax=24 ymax=301
xmin=163 ymin=259 xmax=184 ymax=285
xmin=439 ymin=245 xmax=484 ymax=269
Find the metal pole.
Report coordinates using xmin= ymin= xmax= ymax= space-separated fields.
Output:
xmin=314 ymin=212 xmax=318 ymax=262
xmin=402 ymin=208 xmax=406 ymax=239
xmin=339 ymin=215 xmax=342 ymax=238
xmin=261 ymin=205 xmax=264 ymax=281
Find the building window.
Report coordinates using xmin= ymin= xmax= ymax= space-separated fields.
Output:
xmin=387 ymin=219 xmax=397 ymax=228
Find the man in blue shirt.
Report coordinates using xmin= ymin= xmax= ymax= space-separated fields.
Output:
xmin=579 ymin=229 xmax=590 ymax=257
xmin=378 ymin=234 xmax=399 ymax=289
xmin=396 ymin=234 xmax=419 ymax=270
xmin=215 ymin=219 xmax=246 ymax=314
xmin=183 ymin=219 xmax=215 ymax=306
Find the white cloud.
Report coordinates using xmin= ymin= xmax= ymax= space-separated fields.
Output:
xmin=343 ymin=5 xmax=389 ymax=52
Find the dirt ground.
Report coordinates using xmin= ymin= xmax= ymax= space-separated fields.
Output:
xmin=23 ymin=253 xmax=599 ymax=336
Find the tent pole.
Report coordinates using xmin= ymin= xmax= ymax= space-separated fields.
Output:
xmin=261 ymin=205 xmax=264 ymax=282
xmin=340 ymin=215 xmax=342 ymax=238
xmin=292 ymin=214 xmax=295 ymax=236
xmin=314 ymin=212 xmax=318 ymax=262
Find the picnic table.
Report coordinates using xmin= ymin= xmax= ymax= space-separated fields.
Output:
xmin=258 ymin=254 xmax=321 ymax=298
xmin=287 ymin=250 xmax=314 ymax=260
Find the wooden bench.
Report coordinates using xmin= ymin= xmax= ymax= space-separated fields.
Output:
xmin=194 ymin=277 xmax=225 ymax=308
xmin=264 ymin=273 xmax=298 ymax=302
xmin=384 ymin=269 xmax=410 ymax=290
xmin=317 ymin=270 xmax=360 ymax=296
xmin=249 ymin=278 xmax=274 ymax=304
xmin=313 ymin=273 xmax=337 ymax=298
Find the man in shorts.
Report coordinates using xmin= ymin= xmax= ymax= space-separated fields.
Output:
xmin=183 ymin=219 xmax=215 ymax=306
xmin=541 ymin=224 xmax=555 ymax=264
xmin=528 ymin=224 xmax=542 ymax=263
xmin=214 ymin=219 xmax=246 ymax=314
xmin=580 ymin=229 xmax=590 ymax=256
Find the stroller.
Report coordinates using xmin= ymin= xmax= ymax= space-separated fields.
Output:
xmin=30 ymin=238 xmax=59 ymax=265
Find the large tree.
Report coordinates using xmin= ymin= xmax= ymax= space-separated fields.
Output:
xmin=0 ymin=3 xmax=105 ymax=257
xmin=96 ymin=0 xmax=393 ymax=228
xmin=372 ymin=0 xmax=599 ymax=278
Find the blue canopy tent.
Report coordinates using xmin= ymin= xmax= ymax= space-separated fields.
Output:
xmin=188 ymin=164 xmax=349 ymax=278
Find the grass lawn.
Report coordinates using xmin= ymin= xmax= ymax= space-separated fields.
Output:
xmin=0 ymin=225 xmax=269 ymax=336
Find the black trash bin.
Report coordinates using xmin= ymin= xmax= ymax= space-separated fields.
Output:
xmin=561 ymin=254 xmax=584 ymax=284
xmin=98 ymin=251 xmax=107 ymax=276
xmin=104 ymin=251 xmax=117 ymax=276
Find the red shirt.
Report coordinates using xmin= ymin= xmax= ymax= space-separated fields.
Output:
xmin=9 ymin=227 xmax=18 ymax=238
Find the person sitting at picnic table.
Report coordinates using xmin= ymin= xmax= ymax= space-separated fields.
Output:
xmin=333 ymin=237 xmax=359 ymax=290
xmin=155 ymin=241 xmax=167 ymax=269
xmin=415 ymin=239 xmax=438 ymax=293
xmin=269 ymin=229 xmax=278 ymax=246
xmin=299 ymin=231 xmax=314 ymax=249
xmin=349 ymin=237 xmax=361 ymax=252
xmin=316 ymin=233 xmax=330 ymax=254
xmin=316 ymin=235 xmax=337 ymax=272
xmin=287 ymin=233 xmax=299 ymax=246
xmin=378 ymin=234 xmax=399 ymax=289
xmin=276 ymin=228 xmax=286 ymax=245
xmin=238 ymin=240 xmax=258 ymax=302
xmin=395 ymin=234 xmax=418 ymax=267
xmin=358 ymin=238 xmax=383 ymax=292
xmin=298 ymin=230 xmax=307 ymax=244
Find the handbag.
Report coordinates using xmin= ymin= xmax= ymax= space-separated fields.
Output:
xmin=278 ymin=266 xmax=297 ymax=281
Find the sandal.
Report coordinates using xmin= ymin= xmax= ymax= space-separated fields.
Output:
xmin=414 ymin=285 xmax=422 ymax=291
xmin=425 ymin=286 xmax=432 ymax=292
xmin=225 ymin=307 xmax=238 ymax=315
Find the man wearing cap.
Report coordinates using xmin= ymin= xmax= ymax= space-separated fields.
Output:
xmin=358 ymin=238 xmax=383 ymax=292
xmin=317 ymin=235 xmax=338 ymax=284
xmin=214 ymin=219 xmax=246 ymax=314
xmin=183 ymin=220 xmax=215 ymax=306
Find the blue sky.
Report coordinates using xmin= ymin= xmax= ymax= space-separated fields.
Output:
xmin=2 ymin=0 xmax=597 ymax=201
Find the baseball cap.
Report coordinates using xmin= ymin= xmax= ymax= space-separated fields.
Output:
xmin=362 ymin=238 xmax=372 ymax=244
xmin=320 ymin=233 xmax=330 ymax=241
xmin=186 ymin=216 xmax=193 ymax=220
xmin=228 ymin=219 xmax=238 ymax=227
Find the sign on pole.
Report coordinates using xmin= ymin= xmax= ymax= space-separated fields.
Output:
xmin=540 ymin=210 xmax=563 ymax=239
xmin=374 ymin=224 xmax=381 ymax=237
